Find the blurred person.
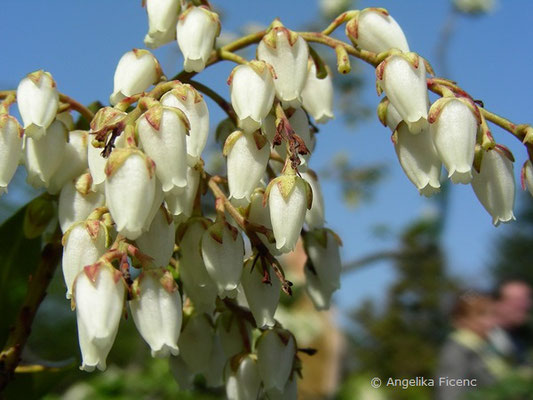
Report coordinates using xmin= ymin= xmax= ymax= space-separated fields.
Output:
xmin=489 ymin=280 xmax=532 ymax=365
xmin=435 ymin=291 xmax=509 ymax=400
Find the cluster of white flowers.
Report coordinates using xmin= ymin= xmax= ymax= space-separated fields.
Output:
xmin=0 ymin=1 xmax=528 ymax=398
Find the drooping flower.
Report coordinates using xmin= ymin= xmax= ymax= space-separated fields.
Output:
xmin=216 ymin=311 xmax=253 ymax=358
xmin=165 ymin=165 xmax=201 ymax=222
xmin=521 ymin=160 xmax=533 ymax=197
xmin=472 ymin=146 xmax=516 ymax=226
xmin=16 ymin=70 xmax=59 ymax=139
xmin=301 ymin=170 xmax=326 ymax=229
xmin=301 ymin=61 xmax=334 ymax=124
xmin=137 ymin=103 xmax=190 ymax=193
xmin=376 ymin=53 xmax=429 ymax=134
xmin=393 ymin=121 xmax=441 ymax=196
xmin=224 ymin=130 xmax=270 ymax=202
xmin=178 ymin=313 xmax=214 ymax=373
xmin=161 ymin=85 xmax=209 ymax=166
xmin=346 ymin=8 xmax=410 ymax=53
xmin=225 ymin=355 xmax=261 ymax=400
xmin=257 ymin=21 xmax=309 ymax=107
xmin=62 ymin=220 xmax=108 ymax=299
xmin=104 ymin=149 xmax=156 ymax=240
xmin=241 ymin=258 xmax=281 ymax=328
xmin=247 ymin=189 xmax=280 ymax=256
xmin=143 ymin=0 xmax=180 ymax=49
xmin=73 ymin=263 xmax=126 ymax=372
xmin=377 ymin=96 xmax=403 ymax=132
xmin=176 ymin=6 xmax=220 ymax=73
xmin=228 ymin=60 xmax=276 ymax=132
xmin=256 ymin=329 xmax=296 ymax=390
xmin=429 ymin=97 xmax=479 ymax=184
xmin=129 ymin=269 xmax=182 ymax=357
xmin=109 ymin=49 xmax=163 ymax=105
xmin=0 ymin=113 xmax=23 ymax=195
xmin=135 ymin=206 xmax=175 ymax=268
xmin=265 ymin=164 xmax=313 ymax=253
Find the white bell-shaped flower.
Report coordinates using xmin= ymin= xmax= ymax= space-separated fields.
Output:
xmin=169 ymin=355 xmax=194 ymax=391
xmin=301 ymin=170 xmax=326 ymax=229
xmin=376 ymin=53 xmax=429 ymax=134
xmin=180 ymin=259 xmax=217 ymax=314
xmin=24 ymin=119 xmax=67 ymax=188
xmin=88 ymin=111 xmax=127 ymax=189
xmin=377 ymin=97 xmax=403 ymax=132
xmin=229 ymin=61 xmax=276 ymax=132
xmin=224 ymin=130 xmax=270 ymax=202
xmin=62 ymin=220 xmax=108 ymax=299
xmin=241 ymin=258 xmax=281 ymax=328
xmin=266 ymin=164 xmax=313 ymax=253
xmin=304 ymin=263 xmax=335 ymax=310
xmin=301 ymin=62 xmax=334 ymax=124
xmin=129 ymin=269 xmax=182 ymax=357
xmin=225 ymin=355 xmax=261 ymax=400
xmin=143 ymin=177 xmax=165 ymax=232
xmin=201 ymin=220 xmax=245 ymax=295
xmin=522 ymin=160 xmax=533 ymax=197
xmin=161 ymin=85 xmax=209 ymax=166
xmin=165 ymin=166 xmax=201 ymax=221
xmin=204 ymin=335 xmax=227 ymax=388
xmin=16 ymin=70 xmax=59 ymax=139
xmin=73 ymin=263 xmax=126 ymax=372
xmin=248 ymin=189 xmax=280 ymax=256
xmin=274 ymin=108 xmax=314 ymax=171
xmin=303 ymin=229 xmax=342 ymax=298
xmin=178 ymin=313 xmax=214 ymax=373
xmin=47 ymin=130 xmax=89 ymax=194
xmin=346 ymin=8 xmax=410 ymax=53
xmin=58 ymin=173 xmax=105 ymax=232
xmin=104 ymin=149 xmax=156 ymax=240
xmin=109 ymin=49 xmax=163 ymax=105
xmin=137 ymin=104 xmax=189 ymax=193
xmin=266 ymin=376 xmax=298 ymax=400
xmin=176 ymin=6 xmax=220 ymax=73
xmin=472 ymin=146 xmax=516 ymax=226
xmin=257 ymin=329 xmax=296 ymax=390
xmin=257 ymin=22 xmax=309 ymax=108
xmin=0 ymin=114 xmax=23 ymax=195
xmin=178 ymin=218 xmax=213 ymax=287
xmin=217 ymin=311 xmax=252 ymax=358
xmin=136 ymin=206 xmax=175 ymax=268
xmin=393 ymin=121 xmax=441 ymax=196
xmin=429 ymin=97 xmax=479 ymax=184
xmin=144 ymin=0 xmax=180 ymax=48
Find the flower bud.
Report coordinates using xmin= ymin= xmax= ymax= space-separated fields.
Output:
xmin=129 ymin=269 xmax=182 ymax=357
xmin=24 ymin=119 xmax=67 ymax=188
xmin=257 ymin=22 xmax=309 ymax=107
xmin=136 ymin=206 xmax=175 ymax=268
xmin=73 ymin=263 xmax=126 ymax=372
xmin=248 ymin=189 xmax=280 ymax=256
xmin=393 ymin=121 xmax=441 ymax=196
xmin=165 ymin=165 xmax=201 ymax=221
xmin=522 ymin=160 xmax=533 ymax=197
xmin=105 ymin=149 xmax=156 ymax=240
xmin=472 ymin=146 xmax=516 ymax=226
xmin=169 ymin=355 xmax=194 ymax=390
xmin=47 ymin=130 xmax=89 ymax=195
xmin=58 ymin=173 xmax=105 ymax=232
xmin=241 ymin=258 xmax=281 ymax=328
xmin=266 ymin=165 xmax=313 ymax=253
xmin=429 ymin=97 xmax=479 ymax=184
xmin=137 ymin=104 xmax=189 ymax=193
xmin=346 ymin=8 xmax=409 ymax=54
xmin=217 ymin=311 xmax=253 ymax=358
xmin=301 ymin=62 xmax=334 ymax=124
xmin=161 ymin=85 xmax=209 ymax=166
xmin=16 ymin=70 xmax=59 ymax=139
xmin=178 ymin=313 xmax=214 ymax=373
xmin=225 ymin=355 xmax=261 ymax=400
xmin=144 ymin=0 xmax=180 ymax=48
xmin=109 ymin=49 xmax=163 ymax=105
xmin=301 ymin=170 xmax=326 ymax=229
xmin=303 ymin=229 xmax=342 ymax=300
xmin=256 ymin=329 xmax=296 ymax=390
xmin=176 ymin=6 xmax=220 ymax=73
xmin=0 ymin=114 xmax=23 ymax=195
xmin=224 ymin=130 xmax=270 ymax=202
xmin=376 ymin=53 xmax=429 ymax=134
xmin=229 ymin=61 xmax=276 ymax=132
xmin=201 ymin=221 xmax=245 ymax=296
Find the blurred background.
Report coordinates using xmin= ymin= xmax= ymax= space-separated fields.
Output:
xmin=1 ymin=0 xmax=533 ymax=398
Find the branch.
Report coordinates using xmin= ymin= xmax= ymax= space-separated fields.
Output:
xmin=342 ymin=250 xmax=403 ymax=273
xmin=0 ymin=236 xmax=62 ymax=392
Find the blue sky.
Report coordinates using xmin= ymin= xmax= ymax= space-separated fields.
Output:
xmin=1 ymin=0 xmax=532 ymax=313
